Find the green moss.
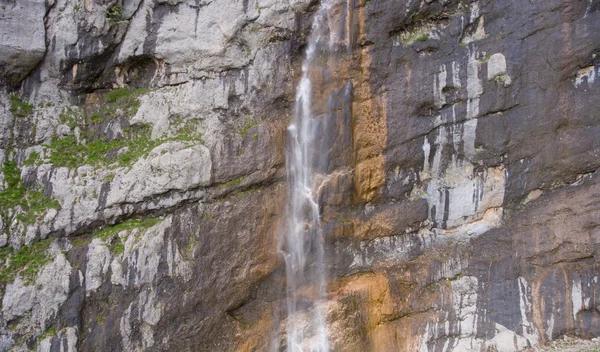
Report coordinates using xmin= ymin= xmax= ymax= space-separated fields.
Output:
xmin=58 ymin=108 xmax=84 ymax=130
xmin=170 ymin=117 xmax=204 ymax=142
xmin=111 ymin=237 xmax=124 ymax=255
xmin=104 ymin=87 xmax=134 ymax=103
xmin=47 ymin=119 xmax=203 ymax=170
xmin=93 ymin=217 xmax=161 ymax=242
xmin=23 ymin=151 xmax=40 ymax=166
xmin=39 ymin=326 xmax=57 ymax=340
xmin=15 ymin=190 xmax=61 ymax=225
xmin=228 ymin=188 xmax=262 ymax=200
xmin=98 ymin=87 xmax=148 ymax=120
xmin=253 ymin=133 xmax=258 ymax=141
xmin=105 ymin=4 xmax=122 ymax=24
xmin=0 ymin=161 xmax=61 ymax=226
xmin=97 ymin=312 xmax=104 ymax=324
xmin=0 ymin=238 xmax=53 ymax=285
xmin=239 ymin=117 xmax=258 ymax=136
xmin=103 ymin=173 xmax=115 ymax=183
xmin=9 ymin=94 xmax=34 ymax=118
xmin=219 ymin=176 xmax=246 ymax=189
xmin=71 ymin=235 xmax=92 ymax=248
xmin=47 ymin=124 xmax=153 ymax=168
xmin=415 ymin=34 xmax=429 ymax=42
xmin=479 ymin=54 xmax=492 ymax=62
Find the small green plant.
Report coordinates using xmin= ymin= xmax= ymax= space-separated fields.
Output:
xmin=23 ymin=151 xmax=40 ymax=166
xmin=9 ymin=94 xmax=34 ymax=118
xmin=103 ymin=174 xmax=115 ymax=183
xmin=415 ymin=34 xmax=429 ymax=42
xmin=105 ymin=4 xmax=122 ymax=24
xmin=39 ymin=326 xmax=57 ymax=340
xmin=111 ymin=237 xmax=124 ymax=255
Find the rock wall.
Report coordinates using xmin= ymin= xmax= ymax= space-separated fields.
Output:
xmin=0 ymin=0 xmax=598 ymax=350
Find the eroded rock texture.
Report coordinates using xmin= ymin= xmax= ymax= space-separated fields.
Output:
xmin=0 ymin=0 xmax=598 ymax=350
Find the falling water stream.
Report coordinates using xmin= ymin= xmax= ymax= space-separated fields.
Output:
xmin=282 ymin=0 xmax=337 ymax=350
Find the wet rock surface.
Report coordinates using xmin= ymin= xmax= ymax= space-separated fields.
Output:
xmin=0 ymin=0 xmax=598 ymax=350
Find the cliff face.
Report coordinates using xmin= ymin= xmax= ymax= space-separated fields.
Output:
xmin=0 ymin=0 xmax=598 ymax=350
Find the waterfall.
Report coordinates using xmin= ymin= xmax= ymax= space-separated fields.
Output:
xmin=282 ymin=0 xmax=338 ymax=351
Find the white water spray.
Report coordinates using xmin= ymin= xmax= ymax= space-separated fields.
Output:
xmin=282 ymin=1 xmax=338 ymax=350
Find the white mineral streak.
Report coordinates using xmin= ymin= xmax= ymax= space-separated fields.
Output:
xmin=421 ymin=53 xmax=505 ymax=234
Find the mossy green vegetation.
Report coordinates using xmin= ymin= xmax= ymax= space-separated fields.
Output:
xmin=170 ymin=116 xmax=204 ymax=141
xmin=0 ymin=237 xmax=53 ymax=285
xmin=239 ymin=117 xmax=259 ymax=136
xmin=92 ymin=217 xmax=161 ymax=254
xmin=219 ymin=175 xmax=246 ymax=189
xmin=105 ymin=4 xmax=122 ymax=24
xmin=9 ymin=94 xmax=34 ymax=118
xmin=38 ymin=326 xmax=57 ymax=340
xmin=58 ymin=107 xmax=84 ymax=130
xmin=0 ymin=161 xmax=60 ymax=225
xmin=102 ymin=87 xmax=147 ymax=118
xmin=93 ymin=217 xmax=161 ymax=241
xmin=47 ymin=124 xmax=158 ymax=169
xmin=46 ymin=88 xmax=207 ymax=169
xmin=415 ymin=34 xmax=429 ymax=42
xmin=23 ymin=151 xmax=41 ymax=166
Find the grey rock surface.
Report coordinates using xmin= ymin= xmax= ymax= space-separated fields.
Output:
xmin=0 ymin=0 xmax=597 ymax=350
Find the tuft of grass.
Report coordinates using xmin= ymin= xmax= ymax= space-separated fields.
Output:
xmin=39 ymin=326 xmax=57 ymax=340
xmin=58 ymin=107 xmax=84 ymax=131
xmin=23 ymin=151 xmax=40 ymax=166
xmin=15 ymin=190 xmax=61 ymax=225
xmin=9 ymin=94 xmax=34 ymax=118
xmin=93 ymin=217 xmax=161 ymax=242
xmin=0 ymin=161 xmax=61 ymax=225
xmin=47 ymin=121 xmax=204 ymax=170
xmin=111 ymin=237 xmax=124 ymax=255
xmin=105 ymin=4 xmax=122 ymax=24
xmin=103 ymin=173 xmax=115 ymax=183
xmin=0 ymin=238 xmax=53 ymax=285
